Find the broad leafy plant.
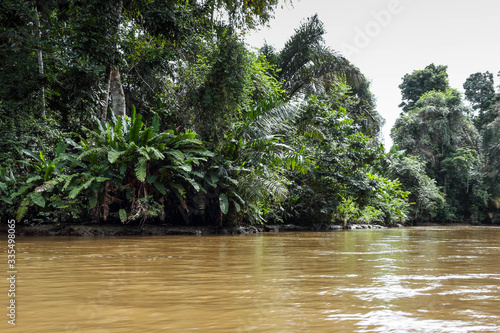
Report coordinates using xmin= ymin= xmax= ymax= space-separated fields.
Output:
xmin=13 ymin=140 xmax=84 ymax=221
xmin=68 ymin=109 xmax=213 ymax=224
xmin=15 ymin=109 xmax=213 ymax=225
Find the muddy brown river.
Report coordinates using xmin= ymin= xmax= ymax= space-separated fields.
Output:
xmin=2 ymin=226 xmax=500 ymax=332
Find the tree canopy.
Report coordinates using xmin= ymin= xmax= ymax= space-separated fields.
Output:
xmin=392 ymin=64 xmax=500 ymax=223
xmin=398 ymin=63 xmax=449 ymax=112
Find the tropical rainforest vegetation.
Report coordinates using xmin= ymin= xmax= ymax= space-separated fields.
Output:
xmin=1 ymin=1 xmax=499 ymax=227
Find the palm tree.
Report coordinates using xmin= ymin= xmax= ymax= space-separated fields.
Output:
xmin=261 ymin=14 xmax=383 ymax=138
xmin=265 ymin=14 xmax=364 ymax=99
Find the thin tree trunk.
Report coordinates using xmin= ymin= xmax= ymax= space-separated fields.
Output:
xmin=101 ymin=0 xmax=126 ymax=120
xmin=34 ymin=4 xmax=45 ymax=117
xmin=101 ymin=67 xmax=111 ymax=122
xmin=110 ymin=67 xmax=126 ymax=117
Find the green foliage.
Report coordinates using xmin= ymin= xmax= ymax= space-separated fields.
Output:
xmin=270 ymin=14 xmax=364 ymax=99
xmin=72 ymin=111 xmax=212 ymax=223
xmin=9 ymin=2 xmax=487 ymax=228
xmin=463 ymin=72 xmax=500 ymax=130
xmin=364 ymin=173 xmax=410 ymax=225
xmin=392 ymin=89 xmax=479 ymax=174
xmin=8 ymin=140 xmax=84 ymax=222
xmin=464 ymin=72 xmax=497 ymax=111
xmin=399 ymin=63 xmax=449 ymax=112
xmin=215 ymin=0 xmax=287 ymax=30
xmin=193 ymin=32 xmax=252 ymax=144
xmin=392 ymin=87 xmax=490 ymax=222
xmin=0 ymin=166 xmax=19 ymax=220
xmin=481 ymin=103 xmax=500 ymax=221
xmin=13 ymin=110 xmax=213 ymax=224
xmin=280 ymin=95 xmax=398 ymax=225
xmin=260 ymin=15 xmax=382 ymax=139
xmin=331 ymin=173 xmax=409 ymax=226
xmin=214 ymin=93 xmax=309 ymax=225
xmin=384 ymin=149 xmax=444 ymax=221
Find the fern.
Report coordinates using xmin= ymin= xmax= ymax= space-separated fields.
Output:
xmin=135 ymin=157 xmax=148 ymax=181
xmin=16 ymin=197 xmax=31 ymax=221
xmin=108 ymin=149 xmax=126 ymax=163
xmin=35 ymin=174 xmax=72 ymax=193
xmin=77 ymin=147 xmax=109 ymax=161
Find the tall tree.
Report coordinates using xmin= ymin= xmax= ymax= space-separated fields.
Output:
xmin=260 ymin=15 xmax=382 ymax=138
xmin=33 ymin=2 xmax=45 ymax=116
xmin=399 ymin=63 xmax=449 ymax=112
xmin=101 ymin=0 xmax=126 ymax=120
xmin=463 ymin=71 xmax=499 ymax=130
xmin=481 ymin=102 xmax=500 ymax=222
xmin=264 ymin=14 xmax=363 ymax=99
xmin=392 ymin=89 xmax=486 ymax=221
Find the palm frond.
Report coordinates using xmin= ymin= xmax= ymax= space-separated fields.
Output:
xmin=277 ymin=15 xmax=364 ymax=98
xmin=279 ymin=14 xmax=325 ymax=83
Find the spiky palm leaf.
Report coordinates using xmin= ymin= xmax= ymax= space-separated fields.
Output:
xmin=275 ymin=14 xmax=364 ymax=99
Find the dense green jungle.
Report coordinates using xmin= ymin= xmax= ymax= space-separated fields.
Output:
xmin=1 ymin=0 xmax=499 ymax=230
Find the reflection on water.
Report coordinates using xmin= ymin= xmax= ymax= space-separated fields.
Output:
xmin=1 ymin=226 xmax=500 ymax=332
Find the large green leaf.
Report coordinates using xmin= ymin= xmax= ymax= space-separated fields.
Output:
xmin=154 ymin=182 xmax=167 ymax=195
xmin=114 ymin=115 xmax=124 ymax=137
xmin=11 ymin=185 xmax=31 ymax=198
xmin=219 ymin=193 xmax=229 ymax=214
xmin=182 ymin=176 xmax=201 ymax=192
xmin=165 ymin=149 xmax=185 ymax=161
xmin=130 ymin=114 xmax=144 ymax=143
xmin=141 ymin=127 xmax=154 ymax=145
xmin=135 ymin=158 xmax=148 ymax=181
xmin=146 ymin=147 xmax=164 ymax=160
xmin=43 ymin=164 xmax=56 ymax=181
xmin=68 ymin=178 xmax=95 ymax=199
xmin=54 ymin=141 xmax=67 ymax=156
xmin=108 ymin=149 xmax=126 ymax=163
xmin=16 ymin=198 xmax=31 ymax=221
xmin=169 ymin=183 xmax=186 ymax=200
xmin=152 ymin=114 xmax=160 ymax=135
xmin=233 ymin=201 xmax=241 ymax=212
xmin=31 ymin=192 xmax=46 ymax=208
xmin=0 ymin=197 xmax=13 ymax=204
xmin=21 ymin=149 xmax=42 ymax=163
xmin=27 ymin=175 xmax=43 ymax=184
xmin=147 ymin=175 xmax=158 ymax=184
xmin=89 ymin=191 xmax=98 ymax=208
xmin=119 ymin=209 xmax=127 ymax=223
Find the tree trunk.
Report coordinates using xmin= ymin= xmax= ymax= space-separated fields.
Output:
xmin=110 ymin=67 xmax=126 ymax=117
xmin=101 ymin=0 xmax=125 ymax=121
xmin=101 ymin=67 xmax=111 ymax=122
xmin=34 ymin=4 xmax=46 ymax=117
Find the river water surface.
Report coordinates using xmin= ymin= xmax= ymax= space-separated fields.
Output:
xmin=2 ymin=226 xmax=500 ymax=332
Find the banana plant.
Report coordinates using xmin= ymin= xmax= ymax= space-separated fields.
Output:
xmin=68 ymin=108 xmax=213 ymax=224
xmin=14 ymin=140 xmax=84 ymax=221
xmin=14 ymin=107 xmax=214 ymax=224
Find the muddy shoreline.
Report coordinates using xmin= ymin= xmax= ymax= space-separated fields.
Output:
xmin=0 ymin=222 xmax=396 ymax=237
xmin=0 ymin=220 xmax=490 ymax=237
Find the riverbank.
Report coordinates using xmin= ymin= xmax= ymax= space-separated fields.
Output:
xmin=2 ymin=220 xmax=491 ymax=237
xmin=0 ymin=222 xmax=393 ymax=237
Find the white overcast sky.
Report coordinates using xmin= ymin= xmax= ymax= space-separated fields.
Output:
xmin=244 ymin=0 xmax=500 ymax=148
